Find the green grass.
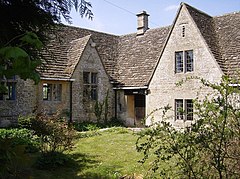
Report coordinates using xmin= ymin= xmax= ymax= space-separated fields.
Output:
xmin=31 ymin=128 xmax=154 ymax=179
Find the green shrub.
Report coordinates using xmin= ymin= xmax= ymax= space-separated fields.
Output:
xmin=30 ymin=114 xmax=76 ymax=154
xmin=0 ymin=128 xmax=39 ymax=178
xmin=136 ymin=76 xmax=240 ymax=178
xmin=18 ymin=114 xmax=77 ymax=170
xmin=73 ymin=119 xmax=125 ymax=132
xmin=0 ymin=128 xmax=39 ymax=150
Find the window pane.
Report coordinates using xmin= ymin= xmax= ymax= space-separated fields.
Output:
xmin=83 ymin=72 xmax=90 ymax=84
xmin=6 ymin=82 xmax=16 ymax=100
xmin=186 ymin=99 xmax=193 ymax=120
xmin=91 ymin=86 xmax=97 ymax=100
xmin=185 ymin=50 xmax=193 ymax=72
xmin=43 ymin=83 xmax=51 ymax=100
xmin=83 ymin=85 xmax=90 ymax=99
xmin=53 ymin=84 xmax=62 ymax=101
xmin=175 ymin=51 xmax=183 ymax=73
xmin=91 ymin=73 xmax=97 ymax=84
xmin=175 ymin=99 xmax=184 ymax=120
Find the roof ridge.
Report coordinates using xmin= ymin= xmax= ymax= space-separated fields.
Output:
xmin=182 ymin=2 xmax=212 ymax=18
xmin=60 ymin=24 xmax=119 ymax=37
xmin=70 ymin=34 xmax=91 ymax=44
xmin=213 ymin=11 xmax=240 ymax=18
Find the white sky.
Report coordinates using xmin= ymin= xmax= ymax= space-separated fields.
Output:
xmin=62 ymin=0 xmax=240 ymax=35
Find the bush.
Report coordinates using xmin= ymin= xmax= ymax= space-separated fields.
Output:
xmin=73 ymin=118 xmax=125 ymax=132
xmin=18 ymin=114 xmax=77 ymax=170
xmin=21 ymin=114 xmax=76 ymax=154
xmin=136 ymin=76 xmax=240 ymax=178
xmin=0 ymin=128 xmax=39 ymax=151
xmin=0 ymin=128 xmax=39 ymax=178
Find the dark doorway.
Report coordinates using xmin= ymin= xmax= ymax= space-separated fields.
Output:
xmin=134 ymin=95 xmax=145 ymax=127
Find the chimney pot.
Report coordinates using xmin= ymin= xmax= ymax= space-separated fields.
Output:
xmin=137 ymin=11 xmax=149 ymax=35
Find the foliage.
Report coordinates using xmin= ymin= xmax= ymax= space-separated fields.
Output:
xmin=0 ymin=32 xmax=43 ymax=93
xmin=18 ymin=114 xmax=77 ymax=169
xmin=104 ymin=89 xmax=109 ymax=123
xmin=0 ymin=0 xmax=93 ymax=91
xmin=94 ymin=90 xmax=110 ymax=124
xmin=73 ymin=118 xmax=124 ymax=132
xmin=0 ymin=128 xmax=39 ymax=149
xmin=0 ymin=128 xmax=38 ymax=178
xmin=136 ymin=76 xmax=240 ymax=178
xmin=27 ymin=114 xmax=76 ymax=154
xmin=94 ymin=99 xmax=104 ymax=123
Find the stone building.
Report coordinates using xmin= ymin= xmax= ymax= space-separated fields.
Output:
xmin=0 ymin=3 xmax=239 ymax=127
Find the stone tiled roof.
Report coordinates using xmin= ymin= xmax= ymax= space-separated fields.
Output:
xmin=39 ymin=3 xmax=240 ymax=86
xmin=39 ymin=25 xmax=119 ymax=80
xmin=116 ymin=27 xmax=170 ymax=87
xmin=213 ymin=12 xmax=240 ymax=77
xmin=39 ymin=35 xmax=90 ymax=79
xmin=185 ymin=3 xmax=240 ymax=76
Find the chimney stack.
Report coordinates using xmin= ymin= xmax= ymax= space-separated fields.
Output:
xmin=137 ymin=11 xmax=149 ymax=35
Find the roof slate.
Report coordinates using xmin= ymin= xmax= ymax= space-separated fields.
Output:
xmin=39 ymin=25 xmax=119 ymax=80
xmin=38 ymin=3 xmax=240 ymax=86
xmin=185 ymin=3 xmax=240 ymax=76
xmin=213 ymin=12 xmax=240 ymax=77
xmin=116 ymin=27 xmax=170 ymax=86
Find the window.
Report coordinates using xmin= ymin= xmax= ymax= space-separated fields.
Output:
xmin=6 ymin=82 xmax=16 ymax=100
xmin=0 ymin=76 xmax=17 ymax=101
xmin=83 ymin=72 xmax=98 ymax=100
xmin=186 ymin=99 xmax=193 ymax=120
xmin=175 ymin=99 xmax=184 ymax=120
xmin=182 ymin=26 xmax=185 ymax=37
xmin=185 ymin=50 xmax=193 ymax=72
xmin=43 ymin=83 xmax=62 ymax=101
xmin=175 ymin=50 xmax=193 ymax=73
xmin=175 ymin=99 xmax=193 ymax=120
xmin=175 ymin=51 xmax=184 ymax=73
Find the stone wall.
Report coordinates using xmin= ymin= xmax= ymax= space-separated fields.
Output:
xmin=36 ymin=80 xmax=70 ymax=117
xmin=0 ymin=78 xmax=37 ymax=127
xmin=71 ymin=38 xmax=114 ymax=122
xmin=147 ymin=6 xmax=223 ymax=128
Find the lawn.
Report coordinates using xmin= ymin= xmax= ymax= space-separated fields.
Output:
xmin=31 ymin=128 xmax=155 ymax=179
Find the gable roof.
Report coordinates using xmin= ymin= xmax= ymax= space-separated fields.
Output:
xmin=39 ymin=3 xmax=240 ymax=86
xmin=214 ymin=12 xmax=240 ymax=77
xmin=185 ymin=3 xmax=240 ymax=76
xmin=39 ymin=35 xmax=90 ymax=79
xmin=116 ymin=27 xmax=170 ymax=87
xmin=39 ymin=25 xmax=119 ymax=80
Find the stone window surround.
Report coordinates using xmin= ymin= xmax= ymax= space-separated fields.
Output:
xmin=83 ymin=71 xmax=98 ymax=101
xmin=42 ymin=83 xmax=62 ymax=101
xmin=175 ymin=50 xmax=194 ymax=73
xmin=175 ymin=99 xmax=193 ymax=121
xmin=0 ymin=76 xmax=17 ymax=101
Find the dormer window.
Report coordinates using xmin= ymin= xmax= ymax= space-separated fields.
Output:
xmin=175 ymin=50 xmax=193 ymax=73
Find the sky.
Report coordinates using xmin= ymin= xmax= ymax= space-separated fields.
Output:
xmin=63 ymin=0 xmax=240 ymax=35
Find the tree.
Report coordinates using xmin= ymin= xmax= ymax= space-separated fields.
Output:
xmin=0 ymin=0 xmax=93 ymax=92
xmin=136 ymin=76 xmax=240 ymax=178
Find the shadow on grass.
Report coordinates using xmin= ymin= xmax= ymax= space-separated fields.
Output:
xmin=32 ymin=152 xmax=118 ymax=179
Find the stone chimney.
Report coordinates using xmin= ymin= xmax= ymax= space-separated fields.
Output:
xmin=137 ymin=11 xmax=149 ymax=35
